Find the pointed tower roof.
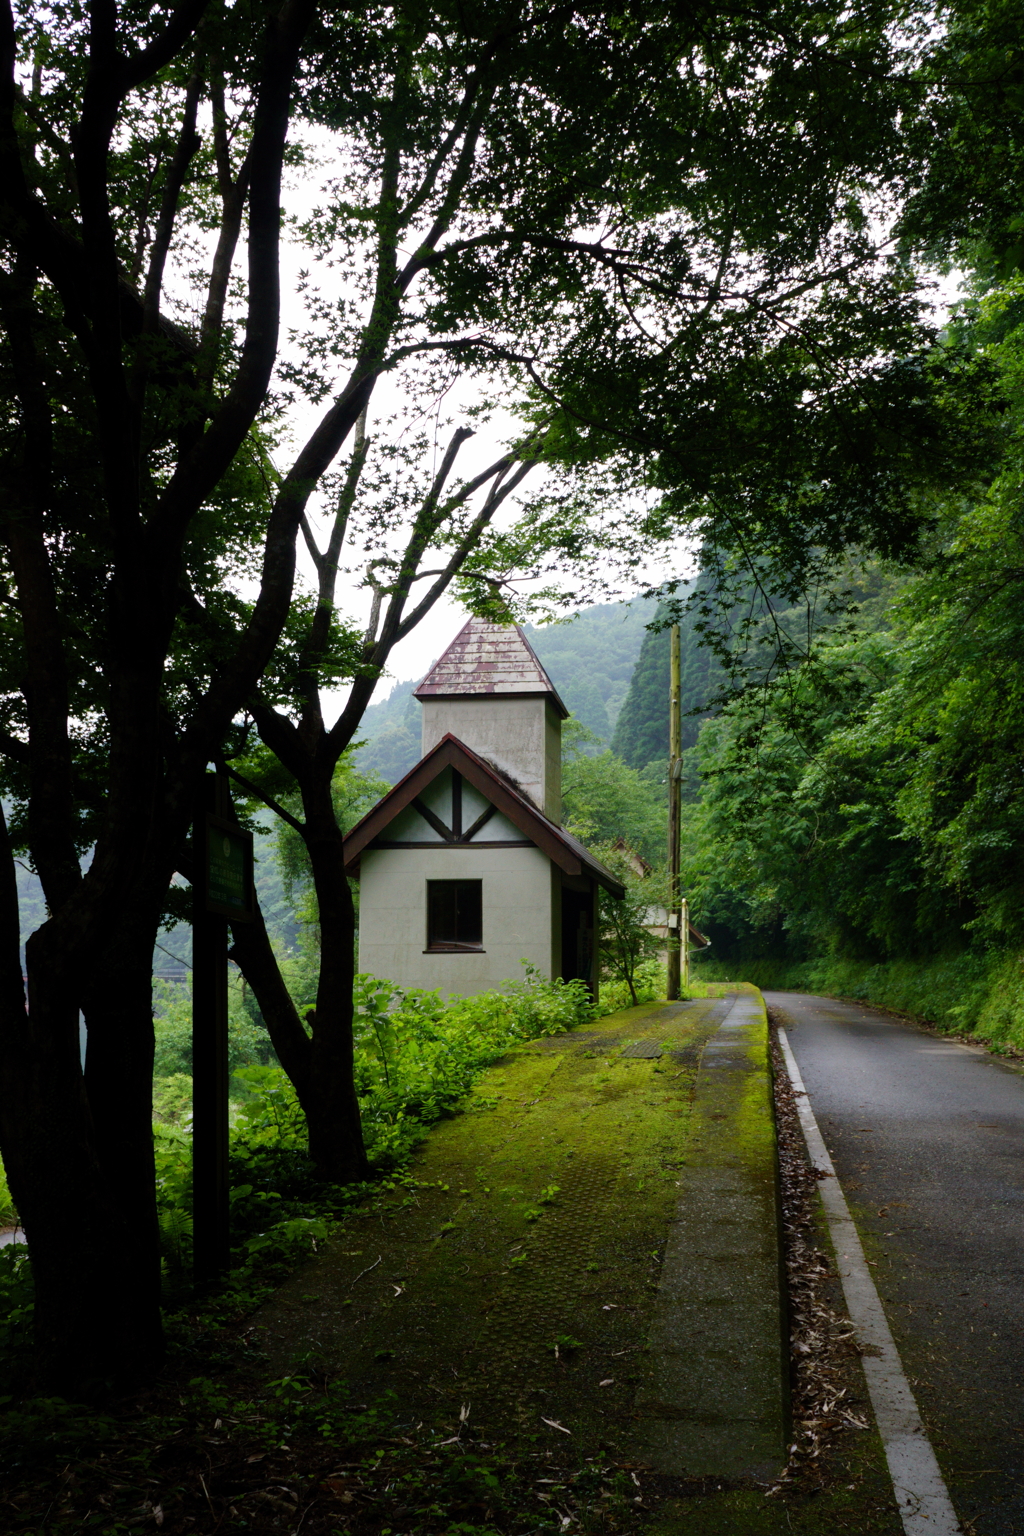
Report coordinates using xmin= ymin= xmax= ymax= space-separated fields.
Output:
xmin=414 ymin=617 xmax=568 ymax=718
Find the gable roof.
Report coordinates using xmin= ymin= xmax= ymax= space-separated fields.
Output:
xmin=342 ymin=732 xmax=624 ymax=897
xmin=413 ymin=617 xmax=569 ymax=718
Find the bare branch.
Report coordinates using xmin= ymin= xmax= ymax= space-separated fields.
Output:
xmin=122 ymin=0 xmax=209 ymax=94
xmin=224 ymin=765 xmax=305 ymax=836
xmin=139 ymin=68 xmax=202 ymax=346
xmin=393 ymin=458 xmax=537 ymax=644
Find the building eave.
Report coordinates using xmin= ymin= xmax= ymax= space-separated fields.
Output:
xmin=342 ymin=733 xmax=624 ymax=898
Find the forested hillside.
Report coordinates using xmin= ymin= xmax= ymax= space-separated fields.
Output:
xmin=679 ymin=287 xmax=1024 ymax=1046
xmin=611 ymin=584 xmax=719 ymax=767
xmin=610 ymin=566 xmax=903 ymax=770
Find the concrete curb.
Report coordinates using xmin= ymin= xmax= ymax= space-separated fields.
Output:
xmin=635 ymin=987 xmax=789 ymax=1479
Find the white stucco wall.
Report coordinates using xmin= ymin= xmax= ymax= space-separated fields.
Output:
xmin=357 ymin=844 xmax=557 ymax=997
xmin=420 ymin=696 xmax=562 ymax=821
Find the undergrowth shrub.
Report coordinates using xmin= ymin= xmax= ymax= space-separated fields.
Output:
xmin=0 ymin=1244 xmax=32 ymax=1374
xmin=153 ymin=976 xmax=276 ymax=1076
xmin=596 ymin=958 xmax=666 ymax=1014
xmin=693 ymin=949 xmax=1024 ymax=1052
xmin=144 ymin=964 xmax=597 ymax=1304
xmin=233 ymin=963 xmax=595 ymax=1172
xmin=152 ymin=1073 xmax=193 ymax=1126
xmin=0 ymin=1155 xmax=17 ymax=1229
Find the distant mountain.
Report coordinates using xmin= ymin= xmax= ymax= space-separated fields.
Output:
xmin=611 ymin=564 xmax=907 ymax=771
xmin=611 ymin=585 xmax=721 ymax=769
xmin=354 ymin=598 xmax=657 ymax=784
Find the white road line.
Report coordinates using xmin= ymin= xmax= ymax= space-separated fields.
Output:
xmin=777 ymin=1027 xmax=961 ymax=1535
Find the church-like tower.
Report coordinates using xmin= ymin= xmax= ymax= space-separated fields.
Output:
xmin=414 ymin=617 xmax=566 ymax=821
xmin=342 ymin=619 xmax=622 ymax=999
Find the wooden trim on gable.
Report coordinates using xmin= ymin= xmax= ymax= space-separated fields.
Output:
xmin=343 ymin=733 xmax=623 ymax=896
xmin=412 ymin=796 xmax=454 ymax=841
xmin=343 ymin=735 xmax=582 ymax=877
xmin=368 ymin=839 xmax=535 ymax=850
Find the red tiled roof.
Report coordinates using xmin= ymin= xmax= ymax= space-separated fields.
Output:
xmin=413 ymin=617 xmax=568 ymax=718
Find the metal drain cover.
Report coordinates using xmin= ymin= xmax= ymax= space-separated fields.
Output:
xmin=620 ymin=1040 xmax=663 ymax=1059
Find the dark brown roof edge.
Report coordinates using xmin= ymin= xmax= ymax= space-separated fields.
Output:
xmin=342 ymin=733 xmax=624 ymax=897
xmin=512 ymin=625 xmax=570 ymax=719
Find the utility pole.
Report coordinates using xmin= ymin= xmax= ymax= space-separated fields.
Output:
xmin=666 ymin=623 xmax=682 ymax=1000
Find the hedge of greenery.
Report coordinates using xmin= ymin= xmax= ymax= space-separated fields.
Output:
xmin=693 ymin=948 xmax=1024 ymax=1054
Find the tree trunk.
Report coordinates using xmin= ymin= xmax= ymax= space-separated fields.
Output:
xmin=0 ymin=917 xmax=163 ymax=1392
xmin=301 ymin=775 xmax=369 ymax=1182
xmin=80 ymin=899 xmax=168 ymax=1377
xmin=227 ymin=780 xmax=369 ymax=1183
xmin=228 ymin=901 xmax=313 ymax=1097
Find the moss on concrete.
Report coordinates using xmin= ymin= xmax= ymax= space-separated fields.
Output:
xmin=252 ymin=986 xmax=902 ymax=1531
xmin=256 ymin=994 xmax=731 ymax=1443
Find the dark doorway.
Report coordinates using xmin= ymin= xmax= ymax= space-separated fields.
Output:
xmin=561 ymin=885 xmax=594 ymax=989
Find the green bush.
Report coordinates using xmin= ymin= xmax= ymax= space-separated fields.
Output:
xmin=0 ymin=1155 xmax=17 ymax=1230
xmin=141 ymin=963 xmax=599 ymax=1305
xmin=597 ymin=958 xmax=667 ymax=1014
xmin=153 ymin=1073 xmax=193 ymax=1126
xmin=153 ymin=977 xmax=277 ymax=1078
xmin=232 ymin=963 xmax=596 ymax=1172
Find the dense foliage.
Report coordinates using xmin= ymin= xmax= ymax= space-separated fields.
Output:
xmin=561 ymin=723 xmax=667 ymax=868
xmin=675 ymin=285 xmax=1024 ymax=1047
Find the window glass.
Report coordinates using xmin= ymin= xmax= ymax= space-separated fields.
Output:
xmin=427 ymin=879 xmax=483 ymax=950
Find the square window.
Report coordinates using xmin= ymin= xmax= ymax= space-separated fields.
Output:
xmin=427 ymin=879 xmax=483 ymax=951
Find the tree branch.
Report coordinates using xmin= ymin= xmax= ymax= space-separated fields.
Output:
xmin=122 ymin=0 xmax=210 ymax=94
xmin=224 ymin=765 xmax=305 ymax=835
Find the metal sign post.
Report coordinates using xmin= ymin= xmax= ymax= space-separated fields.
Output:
xmin=192 ymin=771 xmax=253 ymax=1290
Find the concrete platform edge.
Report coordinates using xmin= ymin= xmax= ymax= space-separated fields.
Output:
xmin=634 ymin=986 xmax=789 ymax=1480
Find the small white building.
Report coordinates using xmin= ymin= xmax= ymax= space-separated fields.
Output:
xmin=343 ymin=618 xmax=624 ymax=998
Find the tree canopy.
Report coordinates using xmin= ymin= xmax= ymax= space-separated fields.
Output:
xmin=0 ymin=0 xmax=1006 ymax=1387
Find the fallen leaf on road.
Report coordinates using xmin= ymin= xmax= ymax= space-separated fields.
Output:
xmin=541 ymin=1417 xmax=572 ymax=1435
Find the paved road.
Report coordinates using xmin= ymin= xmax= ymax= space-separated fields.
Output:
xmin=766 ymin=991 xmax=1024 ymax=1536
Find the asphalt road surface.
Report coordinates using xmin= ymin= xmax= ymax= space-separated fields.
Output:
xmin=765 ymin=990 xmax=1024 ymax=1536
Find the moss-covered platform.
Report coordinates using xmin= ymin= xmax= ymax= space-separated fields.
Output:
xmin=253 ymin=985 xmax=786 ymax=1479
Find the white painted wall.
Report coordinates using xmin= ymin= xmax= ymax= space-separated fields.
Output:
xmin=357 ymin=844 xmax=557 ymax=996
xmin=420 ymin=696 xmax=562 ymax=821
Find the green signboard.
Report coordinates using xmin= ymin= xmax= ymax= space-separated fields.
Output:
xmin=204 ymin=814 xmax=254 ymax=920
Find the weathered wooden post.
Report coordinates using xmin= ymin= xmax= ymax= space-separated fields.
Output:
xmin=666 ymin=623 xmax=682 ymax=1000
xmin=192 ymin=770 xmax=254 ymax=1289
